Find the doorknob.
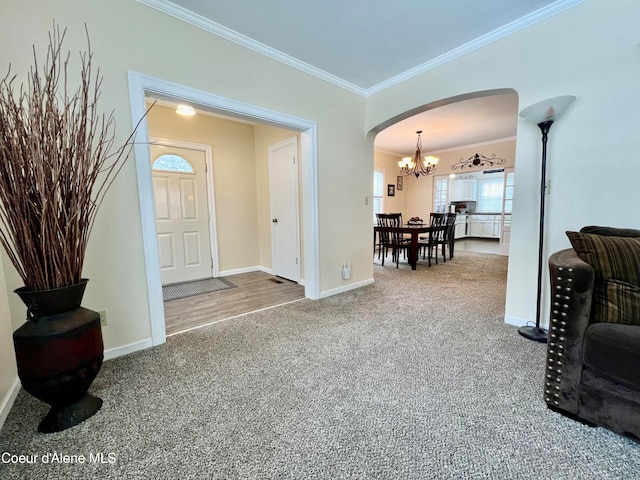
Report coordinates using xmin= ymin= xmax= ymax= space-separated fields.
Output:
xmin=272 ymin=218 xmax=278 ymax=223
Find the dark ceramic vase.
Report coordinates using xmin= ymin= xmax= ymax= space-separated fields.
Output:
xmin=12 ymin=279 xmax=104 ymax=433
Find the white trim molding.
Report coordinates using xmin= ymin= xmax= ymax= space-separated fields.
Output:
xmin=319 ymin=278 xmax=375 ymax=299
xmin=505 ymin=315 xmax=543 ymax=328
xmin=219 ymin=266 xmax=271 ymax=277
xmin=136 ymin=0 xmax=364 ymax=95
xmin=0 ymin=377 xmax=20 ymax=431
xmin=137 ymin=0 xmax=584 ymax=97
xmin=127 ymin=71 xmax=320 ymax=348
xmin=365 ymin=0 xmax=585 ymax=96
xmin=104 ymin=338 xmax=154 ymax=361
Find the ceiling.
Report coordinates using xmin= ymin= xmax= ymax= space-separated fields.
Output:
xmin=374 ymin=92 xmax=520 ymax=155
xmin=141 ymin=0 xmax=581 ymax=154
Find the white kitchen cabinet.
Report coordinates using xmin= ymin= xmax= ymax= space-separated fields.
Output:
xmin=468 ymin=214 xmax=500 ymax=239
xmin=493 ymin=219 xmax=502 ymax=238
xmin=483 ymin=221 xmax=496 ymax=237
xmin=454 ymin=215 xmax=467 ymax=239
xmin=468 ymin=218 xmax=484 ymax=237
xmin=451 ymin=179 xmax=477 ymax=201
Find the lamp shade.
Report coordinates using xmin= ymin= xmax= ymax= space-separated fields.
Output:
xmin=519 ymin=95 xmax=575 ymax=124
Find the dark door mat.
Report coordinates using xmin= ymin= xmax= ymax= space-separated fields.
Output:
xmin=162 ymin=277 xmax=236 ymax=302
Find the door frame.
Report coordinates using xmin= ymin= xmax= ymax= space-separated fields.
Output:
xmin=150 ymin=137 xmax=220 ymax=278
xmin=269 ymin=136 xmax=300 ymax=282
xmin=499 ymin=167 xmax=514 ymax=256
xmin=127 ymin=71 xmax=320 ymax=347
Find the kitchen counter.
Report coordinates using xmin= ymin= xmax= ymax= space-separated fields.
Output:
xmin=465 ymin=212 xmax=505 ymax=216
xmin=453 ymin=213 xmax=511 ymax=239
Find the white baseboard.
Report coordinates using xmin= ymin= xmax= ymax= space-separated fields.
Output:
xmin=319 ymin=278 xmax=374 ymax=299
xmin=505 ymin=315 xmax=549 ymax=330
xmin=0 ymin=377 xmax=21 ymax=430
xmin=219 ymin=266 xmax=265 ymax=276
xmin=505 ymin=315 xmax=528 ymax=327
xmin=104 ymin=338 xmax=153 ymax=361
xmin=219 ymin=266 xmax=307 ymax=287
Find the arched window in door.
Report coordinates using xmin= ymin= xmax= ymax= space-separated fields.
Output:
xmin=152 ymin=154 xmax=194 ymax=174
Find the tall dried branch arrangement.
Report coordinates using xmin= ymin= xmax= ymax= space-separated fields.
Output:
xmin=0 ymin=25 xmax=144 ymax=291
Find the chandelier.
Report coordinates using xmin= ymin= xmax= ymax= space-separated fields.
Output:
xmin=397 ymin=131 xmax=439 ymax=178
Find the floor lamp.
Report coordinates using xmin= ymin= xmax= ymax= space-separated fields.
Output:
xmin=518 ymin=95 xmax=576 ymax=343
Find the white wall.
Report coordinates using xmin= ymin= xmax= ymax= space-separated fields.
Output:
xmin=0 ymin=259 xmax=19 ymax=429
xmin=373 ymin=151 xmax=408 ymax=219
xmin=0 ymin=0 xmax=369 ymax=362
xmin=366 ymin=0 xmax=640 ymax=328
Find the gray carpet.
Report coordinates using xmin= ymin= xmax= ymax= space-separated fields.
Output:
xmin=1 ymin=251 xmax=639 ymax=479
xmin=162 ymin=277 xmax=236 ymax=301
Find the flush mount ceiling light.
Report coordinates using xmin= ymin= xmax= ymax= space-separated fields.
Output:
xmin=397 ymin=131 xmax=439 ymax=178
xmin=450 ymin=153 xmax=507 ymax=171
xmin=176 ymin=104 xmax=196 ymax=116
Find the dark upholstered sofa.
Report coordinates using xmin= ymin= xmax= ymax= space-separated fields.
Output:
xmin=545 ymin=225 xmax=640 ymax=441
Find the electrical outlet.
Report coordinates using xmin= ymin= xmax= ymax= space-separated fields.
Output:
xmin=99 ymin=310 xmax=107 ymax=326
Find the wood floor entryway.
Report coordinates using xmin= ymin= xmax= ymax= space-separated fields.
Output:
xmin=164 ymin=271 xmax=306 ymax=336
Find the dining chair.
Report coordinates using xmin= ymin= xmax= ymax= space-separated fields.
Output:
xmin=396 ymin=213 xmax=413 ymax=242
xmin=376 ymin=213 xmax=409 ymax=268
xmin=378 ymin=212 xmax=411 ymax=259
xmin=375 ymin=213 xmax=399 ymax=259
xmin=419 ymin=213 xmax=447 ymax=267
xmin=442 ymin=213 xmax=458 ymax=261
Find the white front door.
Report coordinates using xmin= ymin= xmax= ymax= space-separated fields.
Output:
xmin=269 ymin=137 xmax=300 ymax=282
xmin=151 ymin=144 xmax=213 ymax=285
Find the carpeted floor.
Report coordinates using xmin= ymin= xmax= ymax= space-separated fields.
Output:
xmin=1 ymin=251 xmax=639 ymax=479
xmin=162 ymin=277 xmax=236 ymax=302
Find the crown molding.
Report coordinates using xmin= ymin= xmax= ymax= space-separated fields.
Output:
xmin=375 ymin=136 xmax=517 ymax=159
xmin=137 ymin=0 xmax=584 ymax=98
xmin=374 ymin=148 xmax=406 ymax=158
xmin=363 ymin=0 xmax=585 ymax=96
xmin=136 ymin=0 xmax=367 ymax=96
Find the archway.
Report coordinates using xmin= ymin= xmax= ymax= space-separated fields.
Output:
xmin=370 ymin=88 xmax=519 ymax=261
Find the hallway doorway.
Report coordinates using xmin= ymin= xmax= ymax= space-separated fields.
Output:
xmin=128 ymin=71 xmax=320 ymax=347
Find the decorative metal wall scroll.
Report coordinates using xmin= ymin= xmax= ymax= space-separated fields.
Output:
xmin=450 ymin=153 xmax=507 ymax=171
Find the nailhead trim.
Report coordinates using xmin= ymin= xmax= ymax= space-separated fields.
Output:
xmin=545 ymin=266 xmax=573 ymax=407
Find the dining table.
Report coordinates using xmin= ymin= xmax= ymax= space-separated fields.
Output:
xmin=374 ymin=223 xmax=434 ymax=270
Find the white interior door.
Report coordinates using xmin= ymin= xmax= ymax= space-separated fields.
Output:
xmin=499 ymin=168 xmax=514 ymax=255
xmin=151 ymin=144 xmax=213 ymax=285
xmin=269 ymin=137 xmax=300 ymax=282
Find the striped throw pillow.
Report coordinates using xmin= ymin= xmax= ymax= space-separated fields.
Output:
xmin=566 ymin=231 xmax=640 ymax=325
